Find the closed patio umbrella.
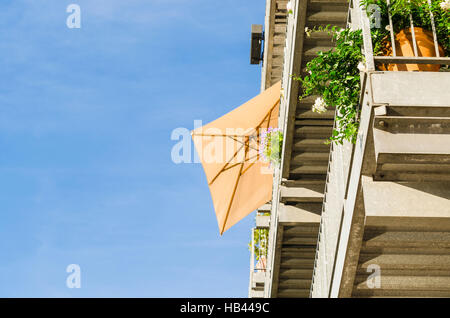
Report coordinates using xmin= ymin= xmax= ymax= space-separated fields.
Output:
xmin=191 ymin=81 xmax=281 ymax=234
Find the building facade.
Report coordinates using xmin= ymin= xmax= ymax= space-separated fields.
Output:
xmin=249 ymin=0 xmax=450 ymax=298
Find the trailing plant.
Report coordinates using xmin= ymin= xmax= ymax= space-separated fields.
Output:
xmin=293 ymin=1 xmax=449 ymax=145
xmin=294 ymin=27 xmax=364 ymax=144
xmin=259 ymin=128 xmax=283 ymax=166
xmin=287 ymin=1 xmax=294 ymax=14
xmin=248 ymin=225 xmax=269 ymax=261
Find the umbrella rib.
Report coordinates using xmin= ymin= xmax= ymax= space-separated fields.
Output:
xmin=266 ymin=105 xmax=274 ymax=130
xmin=220 ymin=162 xmax=244 ymax=235
xmin=208 ymin=143 xmax=245 ymax=186
xmin=241 ymin=160 xmax=258 ymax=175
xmin=236 ymin=100 xmax=280 ymax=186
xmin=222 ymin=100 xmax=280 ymax=180
xmin=218 ymin=99 xmax=280 ymax=181
xmin=257 ymin=101 xmax=276 ymax=162
xmin=256 ymin=99 xmax=280 ymax=131
xmin=253 ymin=99 xmax=279 ymax=147
xmin=222 ymin=154 xmax=259 ymax=172
xmin=254 ymin=99 xmax=279 ymax=162
xmin=220 ymin=138 xmax=250 ymax=235
xmin=227 ymin=136 xmax=259 ymax=152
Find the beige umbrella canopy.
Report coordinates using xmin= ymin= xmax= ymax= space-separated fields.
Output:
xmin=192 ymin=81 xmax=281 ymax=235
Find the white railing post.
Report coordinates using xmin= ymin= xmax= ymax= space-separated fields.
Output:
xmin=248 ymin=228 xmax=256 ymax=297
xmin=354 ymin=0 xmax=375 ymax=70
xmin=408 ymin=1 xmax=420 ymax=57
xmin=427 ymin=0 xmax=441 ymax=57
xmin=386 ymin=0 xmax=397 ymax=56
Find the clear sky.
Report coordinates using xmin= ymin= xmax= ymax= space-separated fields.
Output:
xmin=0 ymin=0 xmax=265 ymax=297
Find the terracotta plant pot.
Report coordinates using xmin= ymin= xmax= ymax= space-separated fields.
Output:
xmin=378 ymin=27 xmax=444 ymax=72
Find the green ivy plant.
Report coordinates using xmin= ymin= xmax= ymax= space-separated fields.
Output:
xmin=293 ymin=2 xmax=449 ymax=145
xmin=294 ymin=27 xmax=364 ymax=144
xmin=248 ymin=226 xmax=269 ymax=261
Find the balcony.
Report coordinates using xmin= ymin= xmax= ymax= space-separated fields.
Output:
xmin=248 ymin=205 xmax=270 ymax=298
xmin=254 ymin=0 xmax=450 ymax=298
xmin=311 ymin=0 xmax=450 ymax=297
xmin=258 ymin=0 xmax=350 ymax=298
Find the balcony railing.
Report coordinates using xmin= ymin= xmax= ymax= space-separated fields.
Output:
xmin=350 ymin=0 xmax=450 ymax=70
xmin=309 ymin=0 xmax=450 ymax=298
xmin=248 ymin=211 xmax=270 ymax=298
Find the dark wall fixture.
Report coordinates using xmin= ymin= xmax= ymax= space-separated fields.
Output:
xmin=250 ymin=24 xmax=264 ymax=65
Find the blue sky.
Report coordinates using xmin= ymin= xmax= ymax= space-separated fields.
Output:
xmin=0 ymin=0 xmax=265 ymax=297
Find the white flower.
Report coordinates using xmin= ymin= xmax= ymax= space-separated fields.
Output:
xmin=357 ymin=62 xmax=366 ymax=72
xmin=305 ymin=27 xmax=312 ymax=37
xmin=440 ymin=0 xmax=450 ymax=10
xmin=336 ymin=28 xmax=345 ymax=39
xmin=385 ymin=25 xmax=391 ymax=32
xmin=312 ymin=97 xmax=327 ymax=114
xmin=286 ymin=1 xmax=293 ymax=13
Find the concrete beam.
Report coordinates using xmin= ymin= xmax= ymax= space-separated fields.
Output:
xmin=252 ymin=271 xmax=266 ymax=288
xmin=256 ymin=215 xmax=270 ymax=228
xmin=370 ymin=72 xmax=450 ymax=107
xmin=330 ymin=77 xmax=374 ymax=298
xmin=278 ymin=203 xmax=321 ymax=225
xmin=374 ymin=116 xmax=450 ymax=134
xmin=373 ymin=129 xmax=450 ymax=157
xmin=258 ymin=204 xmax=272 ymax=213
xmin=280 ymin=185 xmax=324 ymax=203
xmin=362 ymin=176 xmax=450 ymax=219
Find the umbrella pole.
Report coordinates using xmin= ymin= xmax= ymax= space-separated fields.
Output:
xmin=221 ymin=100 xmax=280 ymax=233
xmin=220 ymin=137 xmax=249 ymax=235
